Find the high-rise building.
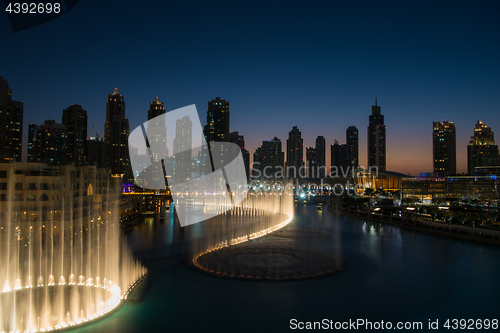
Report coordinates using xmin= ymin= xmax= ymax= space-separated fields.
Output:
xmin=467 ymin=121 xmax=499 ymax=175
xmin=33 ymin=120 xmax=69 ymax=165
xmin=331 ymin=140 xmax=347 ymax=171
xmin=367 ymin=98 xmax=386 ymax=171
xmin=104 ymin=88 xmax=130 ymax=177
xmin=146 ymin=97 xmax=167 ymax=185
xmin=306 ymin=147 xmax=317 ymax=178
xmin=173 ymin=115 xmax=192 ymax=183
xmin=207 ymin=97 xmax=229 ymax=142
xmin=315 ymin=136 xmax=326 ymax=178
xmin=330 ymin=126 xmax=359 ymax=175
xmin=229 ymin=131 xmax=250 ymax=181
xmin=0 ymin=77 xmax=23 ymax=162
xmin=27 ymin=123 xmax=38 ymax=162
xmin=433 ymin=120 xmax=456 ymax=177
xmin=346 ymin=126 xmax=359 ymax=168
xmin=252 ymin=147 xmax=262 ymax=179
xmin=207 ymin=97 xmax=230 ymax=167
xmin=259 ymin=137 xmax=284 ymax=181
xmin=62 ymin=104 xmax=88 ymax=166
xmin=286 ymin=126 xmax=304 ymax=179
xmin=87 ymin=135 xmax=105 ymax=168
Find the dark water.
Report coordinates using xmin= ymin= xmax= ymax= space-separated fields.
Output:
xmin=71 ymin=205 xmax=500 ymax=332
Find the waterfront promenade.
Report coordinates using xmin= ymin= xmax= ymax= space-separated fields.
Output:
xmin=328 ymin=200 xmax=500 ymax=246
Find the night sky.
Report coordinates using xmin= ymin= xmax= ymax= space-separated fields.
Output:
xmin=1 ymin=0 xmax=499 ymax=175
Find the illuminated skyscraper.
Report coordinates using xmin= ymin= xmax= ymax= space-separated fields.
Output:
xmin=207 ymin=97 xmax=229 ymax=142
xmin=0 ymin=76 xmax=23 ymax=162
xmin=467 ymin=121 xmax=499 ymax=175
xmin=433 ymin=120 xmax=456 ymax=177
xmin=33 ymin=120 xmax=68 ymax=165
xmin=367 ymin=99 xmax=386 ymax=171
xmin=207 ymin=97 xmax=230 ymax=167
xmin=27 ymin=123 xmax=38 ymax=162
xmin=286 ymin=126 xmax=304 ymax=179
xmin=346 ymin=126 xmax=359 ymax=168
xmin=62 ymin=104 xmax=88 ymax=166
xmin=315 ymin=136 xmax=326 ymax=178
xmin=260 ymin=137 xmax=284 ymax=180
xmin=104 ymin=88 xmax=130 ymax=177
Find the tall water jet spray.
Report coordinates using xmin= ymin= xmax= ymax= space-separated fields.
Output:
xmin=0 ymin=163 xmax=146 ymax=333
xmin=190 ymin=186 xmax=295 ymax=269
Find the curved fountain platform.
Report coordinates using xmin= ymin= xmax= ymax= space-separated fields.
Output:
xmin=269 ymin=229 xmax=331 ymax=239
xmin=192 ymin=241 xmax=343 ymax=281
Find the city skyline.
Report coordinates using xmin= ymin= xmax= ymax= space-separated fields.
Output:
xmin=7 ymin=84 xmax=499 ymax=177
xmin=1 ymin=0 xmax=499 ymax=176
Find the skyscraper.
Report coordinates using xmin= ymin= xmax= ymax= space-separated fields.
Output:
xmin=62 ymin=104 xmax=88 ymax=166
xmin=104 ymin=88 xmax=130 ymax=177
xmin=87 ymin=135 xmax=105 ymax=168
xmin=331 ymin=126 xmax=359 ymax=175
xmin=27 ymin=123 xmax=38 ymax=162
xmin=306 ymin=147 xmax=317 ymax=178
xmin=0 ymin=77 xmax=23 ymax=162
xmin=253 ymin=147 xmax=262 ymax=179
xmin=315 ymin=136 xmax=326 ymax=178
xmin=433 ymin=120 xmax=456 ymax=177
xmin=346 ymin=126 xmax=359 ymax=168
xmin=331 ymin=140 xmax=347 ymax=171
xmin=467 ymin=121 xmax=499 ymax=175
xmin=173 ymin=115 xmax=192 ymax=183
xmin=33 ymin=120 xmax=69 ymax=165
xmin=146 ymin=97 xmax=167 ymax=184
xmin=229 ymin=131 xmax=250 ymax=181
xmin=286 ymin=126 xmax=304 ymax=179
xmin=367 ymin=99 xmax=386 ymax=171
xmin=207 ymin=97 xmax=229 ymax=142
xmin=259 ymin=137 xmax=284 ymax=181
xmin=207 ymin=97 xmax=230 ymax=167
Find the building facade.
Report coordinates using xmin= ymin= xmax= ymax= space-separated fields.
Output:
xmin=367 ymin=99 xmax=386 ymax=171
xmin=104 ymin=88 xmax=130 ymax=178
xmin=467 ymin=121 xmax=499 ymax=175
xmin=173 ymin=115 xmax=192 ymax=183
xmin=0 ymin=162 xmax=121 ymax=225
xmin=32 ymin=120 xmax=69 ymax=165
xmin=433 ymin=120 xmax=456 ymax=177
xmin=346 ymin=126 xmax=359 ymax=168
xmin=229 ymin=131 xmax=250 ymax=181
xmin=0 ymin=77 xmax=23 ymax=162
xmin=286 ymin=126 xmax=304 ymax=179
xmin=27 ymin=123 xmax=38 ymax=162
xmin=315 ymin=136 xmax=326 ymax=178
xmin=62 ymin=104 xmax=88 ymax=166
xmin=207 ymin=97 xmax=229 ymax=142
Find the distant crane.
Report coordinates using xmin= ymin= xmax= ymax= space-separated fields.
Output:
xmin=87 ymin=125 xmax=94 ymax=138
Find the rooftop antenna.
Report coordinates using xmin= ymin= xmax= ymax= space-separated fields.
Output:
xmin=375 ymin=97 xmax=377 ymax=106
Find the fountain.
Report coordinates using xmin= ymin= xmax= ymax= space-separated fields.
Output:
xmin=190 ymin=189 xmax=295 ymax=271
xmin=0 ymin=167 xmax=146 ymax=333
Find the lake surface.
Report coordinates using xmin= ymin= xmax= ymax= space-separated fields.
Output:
xmin=70 ymin=205 xmax=500 ymax=332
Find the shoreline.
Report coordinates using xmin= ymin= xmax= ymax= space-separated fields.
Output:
xmin=328 ymin=204 xmax=500 ymax=246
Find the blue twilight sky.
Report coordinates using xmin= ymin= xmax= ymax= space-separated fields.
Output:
xmin=1 ymin=0 xmax=499 ymax=175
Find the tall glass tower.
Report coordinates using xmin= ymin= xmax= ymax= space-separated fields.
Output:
xmin=367 ymin=98 xmax=386 ymax=171
xmin=433 ymin=120 xmax=456 ymax=177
